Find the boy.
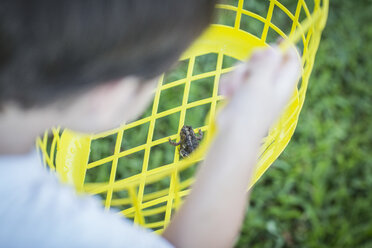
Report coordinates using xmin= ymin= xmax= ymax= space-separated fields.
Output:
xmin=0 ymin=1 xmax=300 ymax=247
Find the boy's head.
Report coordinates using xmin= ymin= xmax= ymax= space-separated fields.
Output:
xmin=0 ymin=0 xmax=215 ymax=108
xmin=0 ymin=1 xmax=216 ymax=144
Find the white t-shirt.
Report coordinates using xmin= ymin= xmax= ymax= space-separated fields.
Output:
xmin=0 ymin=150 xmax=173 ymax=248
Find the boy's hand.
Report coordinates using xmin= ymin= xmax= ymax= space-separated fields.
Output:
xmin=218 ymin=45 xmax=301 ymax=139
xmin=163 ymin=45 xmax=301 ymax=248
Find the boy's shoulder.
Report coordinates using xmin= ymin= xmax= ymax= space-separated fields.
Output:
xmin=0 ymin=150 xmax=173 ymax=248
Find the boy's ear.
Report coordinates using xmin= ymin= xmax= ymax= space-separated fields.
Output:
xmin=87 ymin=79 xmax=136 ymax=114
xmin=60 ymin=76 xmax=156 ymax=133
xmin=84 ymin=77 xmax=141 ymax=125
xmin=57 ymin=78 xmax=136 ymax=132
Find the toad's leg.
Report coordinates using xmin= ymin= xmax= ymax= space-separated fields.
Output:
xmin=180 ymin=149 xmax=189 ymax=158
xmin=196 ymin=129 xmax=203 ymax=141
xmin=169 ymin=138 xmax=181 ymax=146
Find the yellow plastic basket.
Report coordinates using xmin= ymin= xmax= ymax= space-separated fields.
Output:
xmin=37 ymin=0 xmax=328 ymax=233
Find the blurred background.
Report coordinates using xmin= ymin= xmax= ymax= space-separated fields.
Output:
xmin=235 ymin=0 xmax=372 ymax=247
xmin=86 ymin=0 xmax=371 ymax=246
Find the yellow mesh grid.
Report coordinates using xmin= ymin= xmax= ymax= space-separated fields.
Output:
xmin=37 ymin=0 xmax=328 ymax=233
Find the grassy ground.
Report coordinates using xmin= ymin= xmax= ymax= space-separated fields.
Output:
xmin=84 ymin=0 xmax=372 ymax=246
xmin=236 ymin=1 xmax=372 ymax=247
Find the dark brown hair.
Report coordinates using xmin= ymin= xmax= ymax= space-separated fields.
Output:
xmin=0 ymin=0 xmax=216 ymax=108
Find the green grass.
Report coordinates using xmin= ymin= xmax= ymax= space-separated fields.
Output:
xmin=87 ymin=0 xmax=372 ymax=246
xmin=236 ymin=1 xmax=372 ymax=247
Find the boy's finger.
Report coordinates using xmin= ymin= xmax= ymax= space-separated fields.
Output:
xmin=275 ymin=37 xmax=285 ymax=45
xmin=219 ymin=63 xmax=250 ymax=97
xmin=220 ymin=46 xmax=285 ymax=98
xmin=246 ymin=46 xmax=282 ymax=87
xmin=274 ymin=47 xmax=301 ymax=101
